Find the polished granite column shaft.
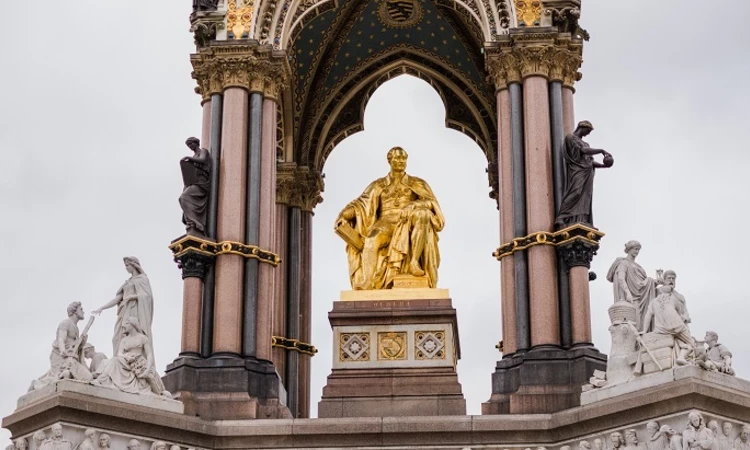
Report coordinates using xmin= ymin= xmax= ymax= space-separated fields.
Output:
xmin=549 ymin=80 xmax=572 ymax=348
xmin=214 ymin=87 xmax=248 ymax=355
xmin=509 ymin=82 xmax=530 ymax=352
xmin=497 ymin=87 xmax=517 ymax=356
xmin=523 ymin=75 xmax=559 ymax=348
xmin=201 ymin=93 xmax=223 ymax=357
xmin=256 ymin=97 xmax=278 ymax=362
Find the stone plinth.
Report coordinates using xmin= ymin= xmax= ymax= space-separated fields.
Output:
xmin=318 ymin=290 xmax=466 ymax=417
xmin=162 ymin=355 xmax=291 ymax=420
xmin=16 ymin=380 xmax=184 ymax=414
xmin=482 ymin=346 xmax=607 ymax=414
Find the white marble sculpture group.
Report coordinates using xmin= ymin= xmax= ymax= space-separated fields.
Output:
xmin=28 ymin=257 xmax=169 ymax=398
xmin=592 ymin=241 xmax=734 ymax=389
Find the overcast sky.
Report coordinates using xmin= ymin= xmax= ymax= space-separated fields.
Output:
xmin=2 ymin=0 xmax=749 ymax=442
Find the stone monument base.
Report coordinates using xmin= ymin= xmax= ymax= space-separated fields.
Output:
xmin=482 ymin=346 xmax=607 ymax=414
xmin=162 ymin=355 xmax=291 ymax=420
xmin=6 ymin=365 xmax=750 ymax=449
xmin=318 ymin=289 xmax=466 ymax=417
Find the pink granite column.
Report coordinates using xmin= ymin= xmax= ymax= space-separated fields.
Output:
xmin=255 ymin=98 xmax=277 ymax=362
xmin=497 ymin=88 xmax=517 ymax=355
xmin=523 ymin=76 xmax=560 ymax=348
xmin=562 ymin=87 xmax=575 ymax=135
xmin=569 ymin=265 xmax=592 ymax=345
xmin=213 ymin=87 xmax=249 ymax=355
xmin=272 ymin=203 xmax=288 ymax=380
xmin=181 ymin=277 xmax=202 ymax=356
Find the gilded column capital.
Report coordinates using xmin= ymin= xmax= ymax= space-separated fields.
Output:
xmin=276 ymin=163 xmax=325 ymax=212
xmin=484 ymin=32 xmax=583 ymax=89
xmin=190 ymin=45 xmax=291 ymax=100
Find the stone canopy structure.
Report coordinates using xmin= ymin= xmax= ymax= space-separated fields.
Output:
xmin=5 ymin=1 xmax=750 ymax=449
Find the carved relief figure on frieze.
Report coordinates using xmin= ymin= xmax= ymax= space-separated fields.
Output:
xmin=334 ymin=147 xmax=444 ymax=290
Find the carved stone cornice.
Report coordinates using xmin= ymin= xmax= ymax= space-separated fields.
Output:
xmin=485 ymin=31 xmax=583 ymax=91
xmin=190 ymin=44 xmax=291 ymax=103
xmin=276 ymin=163 xmax=325 ymax=212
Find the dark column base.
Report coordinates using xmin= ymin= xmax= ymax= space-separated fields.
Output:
xmin=482 ymin=347 xmax=607 ymax=414
xmin=163 ymin=356 xmax=292 ymax=420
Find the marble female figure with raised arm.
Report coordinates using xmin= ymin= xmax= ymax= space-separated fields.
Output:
xmin=92 ymin=257 xmax=155 ymax=368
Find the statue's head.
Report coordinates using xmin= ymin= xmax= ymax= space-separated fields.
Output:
xmin=624 ymin=240 xmax=641 ymax=258
xmin=610 ymin=432 xmax=623 ymax=447
xmin=387 ymin=147 xmax=408 ymax=172
xmin=708 ymin=420 xmax=720 ymax=434
xmin=705 ymin=331 xmax=718 ymax=346
xmin=83 ymin=343 xmax=95 ymax=358
xmin=123 ymin=316 xmax=143 ymax=335
xmin=127 ymin=440 xmax=141 ymax=450
xmin=33 ymin=431 xmax=46 ymax=444
xmin=14 ymin=439 xmax=27 ymax=450
xmin=593 ymin=438 xmax=603 ymax=450
xmin=67 ymin=302 xmax=83 ymax=320
xmin=624 ymin=429 xmax=638 ymax=445
xmin=741 ymin=425 xmax=750 ymax=441
xmin=185 ymin=137 xmax=200 ymax=152
xmin=123 ymin=256 xmax=144 ymax=276
xmin=646 ymin=421 xmax=659 ymax=435
xmin=51 ymin=424 xmax=63 ymax=438
xmin=575 ymin=120 xmax=594 ymax=137
xmin=723 ymin=422 xmax=734 ymax=437
xmin=663 ymin=270 xmax=676 ymax=287
xmin=688 ymin=411 xmax=704 ymax=429
xmin=579 ymin=441 xmax=591 ymax=450
xmin=98 ymin=434 xmax=111 ymax=448
xmin=84 ymin=429 xmax=96 ymax=439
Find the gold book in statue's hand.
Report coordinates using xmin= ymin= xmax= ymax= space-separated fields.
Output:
xmin=334 ymin=220 xmax=364 ymax=251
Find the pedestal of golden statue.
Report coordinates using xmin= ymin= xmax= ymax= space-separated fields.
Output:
xmin=318 ymin=286 xmax=466 ymax=418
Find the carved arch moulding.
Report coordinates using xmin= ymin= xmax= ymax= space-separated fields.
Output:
xmin=258 ymin=0 xmax=519 ymax=50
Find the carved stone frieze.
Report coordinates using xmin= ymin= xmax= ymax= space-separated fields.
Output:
xmin=190 ymin=45 xmax=290 ymax=103
xmin=485 ymin=32 xmax=583 ymax=91
xmin=13 ymin=423 xmax=198 ymax=450
xmin=276 ymin=163 xmax=325 ymax=212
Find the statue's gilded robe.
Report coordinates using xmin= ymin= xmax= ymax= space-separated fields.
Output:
xmin=343 ymin=173 xmax=444 ymax=289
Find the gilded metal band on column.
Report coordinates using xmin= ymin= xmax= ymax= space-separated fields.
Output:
xmin=202 ymin=93 xmax=222 ymax=358
xmin=169 ymin=236 xmax=282 ymax=266
xmin=493 ymin=225 xmax=604 ymax=260
xmin=272 ymin=336 xmax=318 ymax=357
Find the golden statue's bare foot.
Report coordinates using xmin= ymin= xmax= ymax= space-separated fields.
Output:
xmin=409 ymin=261 xmax=425 ymax=277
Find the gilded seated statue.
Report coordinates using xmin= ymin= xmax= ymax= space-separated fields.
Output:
xmin=335 ymin=147 xmax=444 ymax=290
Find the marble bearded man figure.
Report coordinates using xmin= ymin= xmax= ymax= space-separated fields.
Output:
xmin=335 ymin=147 xmax=445 ymax=290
